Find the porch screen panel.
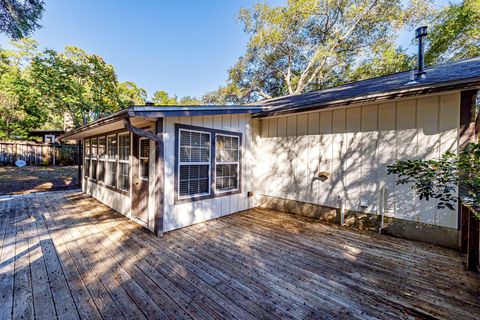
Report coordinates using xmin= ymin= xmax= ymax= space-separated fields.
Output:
xmin=84 ymin=139 xmax=90 ymax=178
xmin=98 ymin=136 xmax=106 ymax=182
xmin=118 ymin=133 xmax=130 ymax=191
xmin=106 ymin=135 xmax=117 ymax=187
xmin=90 ymin=138 xmax=98 ymax=180
xmin=178 ymin=129 xmax=210 ymax=197
xmin=215 ymin=135 xmax=239 ymax=191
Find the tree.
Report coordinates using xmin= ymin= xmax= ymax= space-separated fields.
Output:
xmin=0 ymin=38 xmax=48 ymax=140
xmin=346 ymin=44 xmax=415 ymax=82
xmin=117 ymin=81 xmax=147 ymax=107
xmin=179 ymin=96 xmax=201 ymax=105
xmin=31 ymin=46 xmax=122 ymax=126
xmin=226 ymin=0 xmax=433 ymax=102
xmin=152 ymin=90 xmax=178 ymax=105
xmin=425 ymin=0 xmax=480 ymax=65
xmin=0 ymin=0 xmax=45 ymax=39
xmin=387 ymin=142 xmax=480 ymax=219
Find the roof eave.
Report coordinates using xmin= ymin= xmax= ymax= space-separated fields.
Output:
xmin=58 ymin=106 xmax=264 ymax=140
xmin=253 ymin=78 xmax=480 ymax=118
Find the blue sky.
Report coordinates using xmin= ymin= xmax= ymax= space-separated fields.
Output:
xmin=0 ymin=0 xmax=455 ymax=100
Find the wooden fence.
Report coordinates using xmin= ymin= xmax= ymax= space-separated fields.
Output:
xmin=0 ymin=141 xmax=81 ymax=166
xmin=460 ymin=203 xmax=480 ymax=272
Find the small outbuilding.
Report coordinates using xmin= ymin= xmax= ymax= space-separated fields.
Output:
xmin=30 ymin=129 xmax=65 ymax=144
xmin=60 ymin=56 xmax=480 ymax=249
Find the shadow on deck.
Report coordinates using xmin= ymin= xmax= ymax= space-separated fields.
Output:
xmin=0 ymin=190 xmax=479 ymax=319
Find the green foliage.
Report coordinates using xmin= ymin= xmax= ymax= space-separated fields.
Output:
xmin=117 ymin=81 xmax=147 ymax=107
xmin=225 ymin=0 xmax=433 ymax=102
xmin=31 ymin=46 xmax=125 ymax=126
xmin=426 ymin=0 xmax=480 ymax=64
xmin=152 ymin=90 xmax=201 ymax=105
xmin=347 ymin=44 xmax=415 ymax=82
xmin=388 ymin=143 xmax=480 ymax=217
xmin=0 ymin=38 xmax=48 ymax=140
xmin=0 ymin=38 xmax=147 ymax=139
xmin=0 ymin=0 xmax=44 ymax=39
xmin=152 ymin=90 xmax=178 ymax=105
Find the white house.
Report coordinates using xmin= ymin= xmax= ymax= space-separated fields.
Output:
xmin=60 ymin=56 xmax=480 ymax=249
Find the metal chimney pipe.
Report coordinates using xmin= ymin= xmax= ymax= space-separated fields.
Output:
xmin=415 ymin=26 xmax=428 ymax=80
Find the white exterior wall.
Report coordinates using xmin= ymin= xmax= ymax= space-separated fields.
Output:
xmin=255 ymin=92 xmax=461 ymax=229
xmin=163 ymin=114 xmax=255 ymax=232
xmin=84 ymin=180 xmax=130 ymax=215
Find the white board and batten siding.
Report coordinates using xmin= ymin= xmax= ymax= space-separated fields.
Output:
xmin=256 ymin=92 xmax=461 ymax=229
xmin=163 ymin=114 xmax=254 ymax=232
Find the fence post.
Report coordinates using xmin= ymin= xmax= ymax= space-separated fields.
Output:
xmin=467 ymin=208 xmax=480 ymax=272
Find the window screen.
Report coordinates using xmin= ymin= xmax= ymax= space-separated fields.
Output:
xmin=90 ymin=138 xmax=98 ymax=180
xmin=98 ymin=137 xmax=106 ymax=182
xmin=84 ymin=139 xmax=90 ymax=178
xmin=106 ymin=135 xmax=117 ymax=187
xmin=118 ymin=133 xmax=130 ymax=191
xmin=178 ymin=129 xmax=210 ymax=197
xmin=139 ymin=138 xmax=149 ymax=180
xmin=215 ymin=135 xmax=239 ymax=192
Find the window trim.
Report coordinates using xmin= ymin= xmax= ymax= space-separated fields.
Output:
xmin=177 ymin=128 xmax=212 ymax=200
xmin=83 ymin=130 xmax=131 ymax=196
xmin=106 ymin=134 xmax=117 ymax=187
xmin=117 ymin=132 xmax=131 ymax=192
xmin=174 ymin=123 xmax=242 ymax=204
xmin=138 ymin=137 xmax=150 ymax=181
xmin=215 ymin=133 xmax=240 ymax=194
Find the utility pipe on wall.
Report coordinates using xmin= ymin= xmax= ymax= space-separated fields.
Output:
xmin=379 ymin=187 xmax=386 ymax=234
xmin=337 ymin=195 xmax=345 ymax=226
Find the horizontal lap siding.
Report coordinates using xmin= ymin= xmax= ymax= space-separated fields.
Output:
xmin=163 ymin=114 xmax=253 ymax=232
xmin=257 ymin=93 xmax=460 ymax=229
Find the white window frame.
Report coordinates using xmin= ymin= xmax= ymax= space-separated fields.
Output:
xmin=117 ymin=132 xmax=130 ymax=192
xmin=106 ymin=134 xmax=117 ymax=187
xmin=84 ymin=138 xmax=90 ymax=178
xmin=97 ymin=136 xmax=106 ymax=183
xmin=90 ymin=137 xmax=98 ymax=180
xmin=215 ymin=133 xmax=240 ymax=193
xmin=177 ymin=128 xmax=211 ymax=199
xmin=138 ymin=137 xmax=149 ymax=181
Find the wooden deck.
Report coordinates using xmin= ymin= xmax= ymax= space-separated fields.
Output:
xmin=0 ymin=191 xmax=479 ymax=320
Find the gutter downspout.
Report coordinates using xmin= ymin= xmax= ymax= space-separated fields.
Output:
xmin=123 ymin=118 xmax=164 ymax=236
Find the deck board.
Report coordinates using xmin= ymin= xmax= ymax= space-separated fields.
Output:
xmin=0 ymin=190 xmax=479 ymax=320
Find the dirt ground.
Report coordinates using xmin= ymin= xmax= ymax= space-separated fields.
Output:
xmin=0 ymin=165 xmax=79 ymax=195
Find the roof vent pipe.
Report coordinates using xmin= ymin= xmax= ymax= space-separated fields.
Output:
xmin=415 ymin=26 xmax=428 ymax=80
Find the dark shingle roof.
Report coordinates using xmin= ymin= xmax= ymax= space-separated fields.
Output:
xmin=254 ymin=56 xmax=480 ymax=117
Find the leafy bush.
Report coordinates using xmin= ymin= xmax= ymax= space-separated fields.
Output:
xmin=387 ymin=142 xmax=480 ymax=219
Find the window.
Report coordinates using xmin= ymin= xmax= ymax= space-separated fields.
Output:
xmin=175 ymin=124 xmax=241 ymax=203
xmin=98 ymin=137 xmax=106 ymax=182
xmin=178 ymin=129 xmax=210 ymax=197
xmin=106 ymin=135 xmax=117 ymax=187
xmin=139 ymin=138 xmax=149 ymax=180
xmin=84 ymin=132 xmax=131 ymax=194
xmin=118 ymin=133 xmax=130 ymax=191
xmin=215 ymin=135 xmax=239 ymax=192
xmin=84 ymin=139 xmax=90 ymax=178
xmin=90 ymin=138 xmax=98 ymax=180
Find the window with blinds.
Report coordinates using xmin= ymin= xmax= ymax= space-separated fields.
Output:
xmin=175 ymin=124 xmax=242 ymax=202
xmin=215 ymin=135 xmax=239 ymax=192
xmin=178 ymin=129 xmax=210 ymax=197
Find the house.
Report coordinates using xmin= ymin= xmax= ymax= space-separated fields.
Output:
xmin=30 ymin=129 xmax=65 ymax=144
xmin=60 ymin=53 xmax=480 ymax=249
